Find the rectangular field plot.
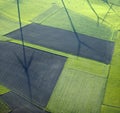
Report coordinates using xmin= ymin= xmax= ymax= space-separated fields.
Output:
xmin=66 ymin=58 xmax=109 ymax=77
xmin=47 ymin=68 xmax=106 ymax=113
xmin=103 ymin=78 xmax=120 ymax=107
xmin=5 ymin=23 xmax=114 ymax=64
xmin=0 ymin=42 xmax=66 ymax=107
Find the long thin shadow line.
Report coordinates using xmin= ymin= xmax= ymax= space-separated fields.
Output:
xmin=107 ymin=3 xmax=120 ymax=18
xmin=61 ymin=0 xmax=106 ymax=58
xmin=11 ymin=91 xmax=46 ymax=111
xmin=86 ymin=0 xmax=100 ymax=26
xmin=16 ymin=0 xmax=27 ymax=67
xmin=16 ymin=0 xmax=33 ymax=100
xmin=27 ymin=51 xmax=35 ymax=69
xmin=14 ymin=52 xmax=26 ymax=69
xmin=61 ymin=0 xmax=81 ymax=56
xmin=101 ymin=4 xmax=113 ymax=24
xmin=14 ymin=51 xmax=33 ymax=100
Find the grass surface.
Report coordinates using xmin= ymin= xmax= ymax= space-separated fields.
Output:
xmin=0 ymin=85 xmax=10 ymax=95
xmin=103 ymin=78 xmax=120 ymax=107
xmin=46 ymin=64 xmax=106 ymax=113
xmin=0 ymin=99 xmax=11 ymax=113
xmin=103 ymin=32 xmax=120 ymax=107
xmin=0 ymin=0 xmax=120 ymax=113
xmin=63 ymin=0 xmax=120 ymax=29
xmin=66 ymin=58 xmax=109 ymax=77
xmin=101 ymin=105 xmax=120 ymax=113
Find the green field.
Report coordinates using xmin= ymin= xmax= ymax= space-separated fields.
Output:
xmin=0 ymin=0 xmax=120 ymax=113
xmin=104 ymin=78 xmax=120 ymax=107
xmin=47 ymin=61 xmax=107 ymax=113
xmin=103 ymin=32 xmax=120 ymax=109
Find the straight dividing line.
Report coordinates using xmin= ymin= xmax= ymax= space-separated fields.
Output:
xmin=35 ymin=7 xmax=62 ymax=24
xmin=103 ymin=104 xmax=120 ymax=109
xmin=3 ymin=23 xmax=32 ymax=36
xmin=99 ymin=63 xmax=112 ymax=113
xmin=11 ymin=91 xmax=47 ymax=112
xmin=100 ymin=35 xmax=120 ymax=112
xmin=0 ymin=98 xmax=12 ymax=113
xmin=32 ymin=4 xmax=61 ymax=22
xmin=65 ymin=67 xmax=108 ymax=79
xmin=1 ymin=11 xmax=30 ymax=25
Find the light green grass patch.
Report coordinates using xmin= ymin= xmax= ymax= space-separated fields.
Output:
xmin=0 ymin=85 xmax=10 ymax=95
xmin=0 ymin=13 xmax=29 ymax=35
xmin=47 ymin=67 xmax=106 ymax=113
xmin=108 ymin=31 xmax=120 ymax=78
xmin=0 ymin=99 xmax=11 ymax=113
xmin=103 ymin=78 xmax=120 ymax=107
xmin=0 ymin=15 xmax=19 ymax=35
xmin=101 ymin=105 xmax=120 ymax=113
xmin=66 ymin=58 xmax=109 ymax=77
xmin=111 ymin=48 xmax=120 ymax=67
xmin=109 ymin=65 xmax=120 ymax=79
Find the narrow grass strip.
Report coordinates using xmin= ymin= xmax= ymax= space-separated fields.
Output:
xmin=101 ymin=105 xmax=120 ymax=113
xmin=102 ymin=32 xmax=120 ymax=109
xmin=66 ymin=58 xmax=109 ymax=77
xmin=0 ymin=37 xmax=109 ymax=77
xmin=0 ymin=85 xmax=10 ymax=95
